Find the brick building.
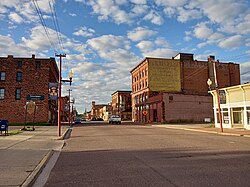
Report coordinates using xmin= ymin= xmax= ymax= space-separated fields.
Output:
xmin=90 ymin=101 xmax=112 ymax=120
xmin=0 ymin=55 xmax=59 ymax=124
xmin=130 ymin=53 xmax=240 ymax=123
xmin=111 ymin=90 xmax=132 ymax=120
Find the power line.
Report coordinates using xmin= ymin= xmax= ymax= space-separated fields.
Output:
xmin=32 ymin=0 xmax=58 ymax=52
xmin=49 ymin=0 xmax=65 ymax=53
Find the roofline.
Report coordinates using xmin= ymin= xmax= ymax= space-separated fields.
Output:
xmin=112 ymin=90 xmax=132 ymax=95
xmin=130 ymin=56 xmax=179 ymax=73
xmin=209 ymin=83 xmax=250 ymax=94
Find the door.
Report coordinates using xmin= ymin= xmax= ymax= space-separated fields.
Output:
xmin=153 ymin=110 xmax=157 ymax=122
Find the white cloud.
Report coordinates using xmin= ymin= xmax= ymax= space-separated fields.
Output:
xmin=8 ymin=12 xmax=24 ymax=23
xmin=87 ymin=35 xmax=130 ymax=53
xmin=73 ymin=27 xmax=95 ymax=37
xmin=193 ymin=22 xmax=213 ymax=40
xmin=143 ymin=10 xmax=164 ymax=25
xmin=155 ymin=0 xmax=187 ymax=7
xmin=131 ymin=4 xmax=148 ymax=16
xmin=69 ymin=13 xmax=77 ymax=17
xmin=136 ymin=40 xmax=154 ymax=52
xmin=176 ymin=7 xmax=202 ymax=22
xmin=21 ymin=26 xmax=57 ymax=51
xmin=130 ymin=0 xmax=147 ymax=4
xmin=0 ymin=34 xmax=33 ymax=56
xmin=143 ymin=48 xmax=176 ymax=58
xmin=218 ymin=35 xmax=244 ymax=48
xmin=240 ymin=61 xmax=250 ymax=83
xmin=127 ymin=27 xmax=157 ymax=41
xmin=86 ymin=0 xmax=132 ymax=24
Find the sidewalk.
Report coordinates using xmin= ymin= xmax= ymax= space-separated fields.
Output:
xmin=153 ymin=123 xmax=250 ymax=137
xmin=0 ymin=126 xmax=71 ymax=187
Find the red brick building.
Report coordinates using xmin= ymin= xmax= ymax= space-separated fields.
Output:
xmin=131 ymin=53 xmax=240 ymax=123
xmin=0 ymin=55 xmax=59 ymax=124
xmin=111 ymin=90 xmax=132 ymax=120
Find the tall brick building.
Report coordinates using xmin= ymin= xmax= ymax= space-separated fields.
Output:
xmin=111 ymin=90 xmax=132 ymax=120
xmin=0 ymin=55 xmax=59 ymax=123
xmin=130 ymin=53 xmax=240 ymax=123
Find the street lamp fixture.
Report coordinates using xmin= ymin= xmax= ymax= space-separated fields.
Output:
xmin=62 ymin=70 xmax=73 ymax=85
xmin=207 ymin=78 xmax=212 ymax=90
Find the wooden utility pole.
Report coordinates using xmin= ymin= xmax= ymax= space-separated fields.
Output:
xmin=56 ymin=54 xmax=66 ymax=136
xmin=212 ymin=60 xmax=223 ymax=133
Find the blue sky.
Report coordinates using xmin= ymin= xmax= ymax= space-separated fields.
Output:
xmin=1 ymin=0 xmax=250 ymax=113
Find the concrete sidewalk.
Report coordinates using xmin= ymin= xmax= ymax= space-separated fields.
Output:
xmin=153 ymin=123 xmax=250 ymax=137
xmin=0 ymin=126 xmax=70 ymax=187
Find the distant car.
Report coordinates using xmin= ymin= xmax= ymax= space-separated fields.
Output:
xmin=74 ymin=118 xmax=81 ymax=124
xmin=91 ymin=117 xmax=97 ymax=121
xmin=81 ymin=118 xmax=86 ymax=123
xmin=109 ymin=115 xmax=121 ymax=124
xmin=96 ymin=118 xmax=104 ymax=121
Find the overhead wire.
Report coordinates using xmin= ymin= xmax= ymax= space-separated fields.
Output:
xmin=32 ymin=0 xmax=58 ymax=53
xmin=48 ymin=0 xmax=65 ymax=54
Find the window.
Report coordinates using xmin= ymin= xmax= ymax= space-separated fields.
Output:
xmin=17 ymin=61 xmax=22 ymax=68
xmin=0 ymin=72 xmax=6 ymax=81
xmin=16 ymin=72 xmax=22 ymax=81
xmin=15 ymin=88 xmax=21 ymax=100
xmin=36 ymin=61 xmax=41 ymax=69
xmin=0 ymin=88 xmax=4 ymax=99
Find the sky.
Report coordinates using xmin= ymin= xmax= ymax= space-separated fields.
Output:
xmin=1 ymin=0 xmax=250 ymax=113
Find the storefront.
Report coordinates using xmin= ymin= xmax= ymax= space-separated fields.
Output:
xmin=209 ymin=83 xmax=250 ymax=129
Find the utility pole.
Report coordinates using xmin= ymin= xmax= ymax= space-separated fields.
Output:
xmin=67 ymin=89 xmax=72 ymax=126
xmin=56 ymin=53 xmax=66 ymax=136
xmin=212 ymin=60 xmax=223 ymax=133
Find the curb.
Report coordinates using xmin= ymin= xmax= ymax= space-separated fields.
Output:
xmin=21 ymin=128 xmax=72 ymax=187
xmin=153 ymin=125 xmax=250 ymax=138
xmin=57 ymin=127 xmax=72 ymax=140
xmin=21 ymin=150 xmax=54 ymax=187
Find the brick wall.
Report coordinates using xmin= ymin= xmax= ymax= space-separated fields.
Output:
xmin=0 ymin=55 xmax=58 ymax=123
xmin=163 ymin=93 xmax=213 ymax=122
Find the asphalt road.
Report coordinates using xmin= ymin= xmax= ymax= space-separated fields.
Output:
xmin=43 ymin=123 xmax=250 ymax=187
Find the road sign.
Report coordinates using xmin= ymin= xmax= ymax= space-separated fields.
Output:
xmin=26 ymin=101 xmax=36 ymax=114
xmin=26 ymin=95 xmax=44 ymax=100
xmin=143 ymin=110 xmax=148 ymax=116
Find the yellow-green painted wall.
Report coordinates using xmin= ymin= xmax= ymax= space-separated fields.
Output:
xmin=148 ymin=59 xmax=181 ymax=92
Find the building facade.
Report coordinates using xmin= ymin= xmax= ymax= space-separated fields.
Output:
xmin=0 ymin=55 xmax=59 ymax=124
xmin=90 ymin=101 xmax=112 ymax=120
xmin=111 ymin=90 xmax=132 ymax=120
xmin=210 ymin=83 xmax=250 ymax=129
xmin=130 ymin=53 xmax=240 ymax=123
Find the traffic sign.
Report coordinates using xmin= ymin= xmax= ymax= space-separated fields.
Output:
xmin=26 ymin=95 xmax=44 ymax=100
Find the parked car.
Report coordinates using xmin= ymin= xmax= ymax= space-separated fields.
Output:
xmin=109 ymin=115 xmax=121 ymax=124
xmin=74 ymin=118 xmax=81 ymax=124
xmin=96 ymin=118 xmax=104 ymax=121
xmin=81 ymin=118 xmax=86 ymax=123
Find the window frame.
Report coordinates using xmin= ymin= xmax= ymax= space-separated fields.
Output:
xmin=17 ymin=61 xmax=22 ymax=69
xmin=15 ymin=88 xmax=21 ymax=100
xmin=0 ymin=71 xmax=6 ymax=81
xmin=16 ymin=71 xmax=22 ymax=82
xmin=0 ymin=88 xmax=5 ymax=99
xmin=36 ymin=61 xmax=41 ymax=70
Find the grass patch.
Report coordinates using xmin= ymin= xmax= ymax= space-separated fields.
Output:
xmin=7 ymin=130 xmax=23 ymax=136
xmin=9 ymin=122 xmax=50 ymax=126
xmin=205 ymin=124 xmax=215 ymax=128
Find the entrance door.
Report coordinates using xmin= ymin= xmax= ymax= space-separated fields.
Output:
xmin=232 ymin=107 xmax=243 ymax=128
xmin=153 ymin=110 xmax=157 ymax=122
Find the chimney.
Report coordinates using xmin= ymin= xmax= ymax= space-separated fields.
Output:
xmin=32 ymin=54 xmax=35 ymax=59
xmin=208 ymin=55 xmax=215 ymax=62
xmin=7 ymin=55 xmax=13 ymax=59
